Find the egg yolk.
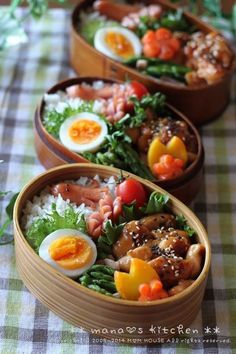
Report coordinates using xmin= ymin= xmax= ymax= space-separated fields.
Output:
xmin=105 ymin=32 xmax=134 ymax=59
xmin=68 ymin=119 xmax=102 ymax=144
xmin=49 ymin=236 xmax=93 ymax=270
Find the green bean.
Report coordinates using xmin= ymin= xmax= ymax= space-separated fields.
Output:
xmin=88 ymin=284 xmax=112 ymax=296
xmin=79 ymin=274 xmax=92 ymax=286
xmin=146 ymin=64 xmax=190 ymax=81
xmin=97 ymin=151 xmax=127 ymax=169
xmin=119 ymin=143 xmax=154 ymax=180
xmin=124 ymin=56 xmax=164 ymax=67
xmin=89 ymin=271 xmax=114 ymax=282
xmin=92 ymin=279 xmax=117 ymax=293
xmin=89 ymin=264 xmax=115 ymax=275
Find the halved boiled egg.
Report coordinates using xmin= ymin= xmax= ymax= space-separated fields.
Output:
xmin=39 ymin=229 xmax=97 ymax=278
xmin=59 ymin=112 xmax=108 ymax=153
xmin=94 ymin=26 xmax=142 ymax=61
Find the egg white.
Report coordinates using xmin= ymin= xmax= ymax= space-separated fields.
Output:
xmin=59 ymin=112 xmax=108 ymax=153
xmin=94 ymin=26 xmax=142 ymax=62
xmin=39 ymin=229 xmax=97 ymax=278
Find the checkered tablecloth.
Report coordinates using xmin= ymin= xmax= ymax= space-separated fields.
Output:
xmin=0 ymin=7 xmax=235 ymax=354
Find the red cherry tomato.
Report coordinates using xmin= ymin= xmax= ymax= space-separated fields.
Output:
xmin=128 ymin=81 xmax=149 ymax=100
xmin=124 ymin=81 xmax=149 ymax=112
xmin=116 ymin=178 xmax=147 ymax=207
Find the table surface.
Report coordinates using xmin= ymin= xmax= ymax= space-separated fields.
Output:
xmin=0 ymin=7 xmax=235 ymax=354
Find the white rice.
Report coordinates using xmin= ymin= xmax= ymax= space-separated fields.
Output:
xmin=43 ymin=81 xmax=107 ymax=116
xmin=21 ymin=175 xmax=117 ymax=232
xmin=93 ymin=100 xmax=104 ymax=113
xmin=92 ymin=80 xmax=105 ymax=90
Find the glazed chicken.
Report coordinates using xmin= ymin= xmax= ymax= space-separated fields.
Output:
xmin=185 ymin=32 xmax=234 ymax=85
xmin=106 ymin=213 xmax=205 ymax=292
xmin=136 ymin=117 xmax=198 ymax=156
xmin=92 ymin=2 xmax=234 ymax=87
xmin=112 ymin=213 xmax=176 ymax=258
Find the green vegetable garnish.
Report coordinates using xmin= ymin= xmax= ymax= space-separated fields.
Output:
xmin=97 ymin=220 xmax=126 ymax=259
xmin=83 ymin=130 xmax=153 ymax=180
xmin=114 ymin=92 xmax=167 ymax=130
xmin=141 ymin=192 xmax=170 ymax=215
xmin=175 ymin=214 xmax=196 ymax=237
xmin=136 ymin=15 xmax=161 ymax=37
xmin=0 ymin=192 xmax=19 ymax=240
xmin=136 ymin=92 xmax=166 ymax=112
xmin=135 ymin=10 xmax=194 ymax=37
xmin=120 ymin=202 xmax=141 ymax=222
xmin=43 ymin=101 xmax=95 ymax=138
xmin=160 ymin=9 xmax=194 ymax=32
xmin=25 ymin=204 xmax=87 ymax=252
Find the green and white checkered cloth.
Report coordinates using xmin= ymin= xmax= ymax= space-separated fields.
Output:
xmin=0 ymin=7 xmax=235 ymax=354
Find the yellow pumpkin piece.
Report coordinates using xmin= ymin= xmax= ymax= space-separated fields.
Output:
xmin=167 ymin=136 xmax=188 ymax=164
xmin=147 ymin=136 xmax=188 ymax=173
xmin=147 ymin=137 xmax=167 ymax=172
xmin=114 ymin=258 xmax=159 ymax=300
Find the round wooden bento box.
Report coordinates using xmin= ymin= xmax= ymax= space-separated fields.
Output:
xmin=34 ymin=76 xmax=204 ymax=205
xmin=13 ymin=163 xmax=211 ymax=344
xmin=70 ymin=0 xmax=236 ymax=125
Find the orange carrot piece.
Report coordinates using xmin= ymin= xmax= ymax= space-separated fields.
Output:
xmin=142 ymin=30 xmax=156 ymax=44
xmin=155 ymin=28 xmax=172 ymax=40
xmin=153 ymin=154 xmax=184 ymax=180
xmin=159 ymin=44 xmax=175 ymax=60
xmin=168 ymin=37 xmax=181 ymax=52
xmin=143 ymin=42 xmax=161 ymax=58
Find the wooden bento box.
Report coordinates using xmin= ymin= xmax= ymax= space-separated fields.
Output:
xmin=13 ymin=163 xmax=211 ymax=344
xmin=34 ymin=76 xmax=204 ymax=205
xmin=70 ymin=0 xmax=236 ymax=125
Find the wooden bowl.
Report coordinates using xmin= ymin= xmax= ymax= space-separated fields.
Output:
xmin=34 ymin=76 xmax=204 ymax=205
xmin=13 ymin=163 xmax=211 ymax=343
xmin=70 ymin=0 xmax=236 ymax=125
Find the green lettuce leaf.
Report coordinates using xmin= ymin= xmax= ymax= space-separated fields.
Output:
xmin=141 ymin=192 xmax=170 ymax=215
xmin=25 ymin=204 xmax=87 ymax=252
xmin=97 ymin=220 xmax=125 ymax=259
xmin=175 ymin=214 xmax=196 ymax=237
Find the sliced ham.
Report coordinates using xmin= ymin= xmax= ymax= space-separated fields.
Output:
xmin=51 ymin=183 xmax=108 ymax=208
xmin=66 ymin=84 xmax=114 ymax=100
